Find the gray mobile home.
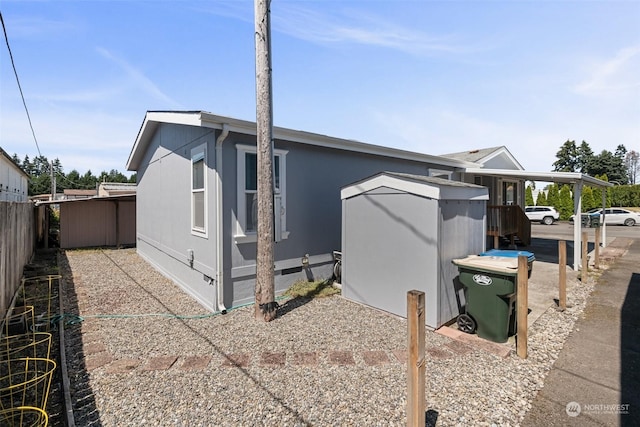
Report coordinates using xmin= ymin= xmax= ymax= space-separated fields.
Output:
xmin=126 ymin=111 xmax=477 ymax=312
xmin=341 ymin=172 xmax=488 ymax=328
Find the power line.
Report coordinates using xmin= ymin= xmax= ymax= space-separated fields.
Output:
xmin=0 ymin=11 xmax=43 ymax=158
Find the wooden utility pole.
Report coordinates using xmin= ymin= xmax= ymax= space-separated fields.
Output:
xmin=254 ymin=0 xmax=277 ymax=321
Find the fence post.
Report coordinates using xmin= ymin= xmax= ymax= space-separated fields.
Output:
xmin=559 ymin=240 xmax=566 ymax=310
xmin=407 ymin=290 xmax=425 ymax=427
xmin=517 ymin=255 xmax=528 ymax=359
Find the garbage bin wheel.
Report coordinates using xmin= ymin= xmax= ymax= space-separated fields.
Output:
xmin=457 ymin=313 xmax=477 ymax=334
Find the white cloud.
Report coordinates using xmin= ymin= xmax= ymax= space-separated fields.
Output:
xmin=96 ymin=47 xmax=183 ymax=108
xmin=574 ymin=45 xmax=640 ymax=97
xmin=2 ymin=15 xmax=77 ymax=39
xmin=273 ymin=5 xmax=467 ymax=55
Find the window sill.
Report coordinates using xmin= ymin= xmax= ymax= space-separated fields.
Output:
xmin=234 ymin=231 xmax=290 ymax=244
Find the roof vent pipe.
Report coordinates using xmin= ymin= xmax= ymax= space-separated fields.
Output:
xmin=215 ymin=124 xmax=230 ymax=313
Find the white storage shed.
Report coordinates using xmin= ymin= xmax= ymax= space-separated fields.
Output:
xmin=340 ymin=172 xmax=489 ymax=329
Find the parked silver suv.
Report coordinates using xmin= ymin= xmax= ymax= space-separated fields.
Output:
xmin=525 ymin=206 xmax=560 ymax=225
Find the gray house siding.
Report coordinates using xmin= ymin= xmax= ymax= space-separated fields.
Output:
xmin=136 ymin=123 xmax=220 ymax=310
xmin=224 ymin=137 xmax=458 ymax=307
xmin=130 ymin=113 xmax=474 ymax=313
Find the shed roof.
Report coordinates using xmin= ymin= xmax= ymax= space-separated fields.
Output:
xmin=36 ymin=194 xmax=135 ymax=206
xmin=341 ymin=172 xmax=489 ymax=201
xmin=126 ymin=111 xmax=479 ymax=171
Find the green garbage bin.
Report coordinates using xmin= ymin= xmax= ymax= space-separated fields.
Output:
xmin=452 ymin=255 xmax=521 ymax=343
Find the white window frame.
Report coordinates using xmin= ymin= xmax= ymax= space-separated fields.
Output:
xmin=428 ymin=168 xmax=452 ymax=180
xmin=235 ymin=144 xmax=288 ymax=244
xmin=191 ymin=144 xmax=208 ymax=237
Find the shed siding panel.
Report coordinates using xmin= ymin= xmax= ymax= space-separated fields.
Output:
xmin=438 ymin=200 xmax=486 ymax=325
xmin=342 ymin=193 xmax=439 ymax=323
xmin=61 ymin=201 xmax=114 ymax=248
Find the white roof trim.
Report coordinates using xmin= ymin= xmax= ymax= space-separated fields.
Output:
xmin=479 ymin=147 xmax=524 ymax=170
xmin=127 ymin=111 xmax=479 ymax=171
xmin=341 ymin=174 xmax=489 ymax=201
xmin=465 ymin=168 xmax=613 ymax=188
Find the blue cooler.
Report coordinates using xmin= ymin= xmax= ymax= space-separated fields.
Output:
xmin=479 ymin=249 xmax=535 ymax=278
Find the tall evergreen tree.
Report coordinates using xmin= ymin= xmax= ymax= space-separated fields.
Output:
xmin=576 ymin=141 xmax=594 ymax=173
xmin=582 ymin=186 xmax=596 ymax=211
xmin=547 ymin=183 xmax=560 ymax=208
xmin=553 ymin=140 xmax=579 ymax=172
xmin=536 ymin=191 xmax=548 ymax=206
xmin=558 ymin=185 xmax=573 ymax=220
xmin=590 ymin=150 xmax=628 ymax=184
xmin=525 ymin=185 xmax=534 ymax=206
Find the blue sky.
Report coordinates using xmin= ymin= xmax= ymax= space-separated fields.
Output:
xmin=1 ymin=0 xmax=639 ymax=176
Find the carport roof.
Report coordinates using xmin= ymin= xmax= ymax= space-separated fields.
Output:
xmin=464 ymin=168 xmax=613 ymax=188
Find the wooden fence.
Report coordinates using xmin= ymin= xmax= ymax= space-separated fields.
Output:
xmin=0 ymin=202 xmax=35 ymax=320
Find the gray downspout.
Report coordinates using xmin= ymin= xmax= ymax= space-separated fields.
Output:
xmin=215 ymin=124 xmax=230 ymax=313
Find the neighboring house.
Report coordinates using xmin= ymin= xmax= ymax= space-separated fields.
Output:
xmin=98 ymin=182 xmax=136 ymax=197
xmin=444 ymin=146 xmax=525 ymax=206
xmin=126 ymin=111 xmax=478 ymax=312
xmin=0 ymin=147 xmax=29 ymax=202
xmin=444 ymin=146 xmax=611 ymax=270
xmin=63 ymin=189 xmax=97 ymax=200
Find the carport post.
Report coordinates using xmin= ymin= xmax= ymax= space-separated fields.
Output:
xmin=582 ymin=231 xmax=588 ymax=274
xmin=407 ymin=290 xmax=425 ymax=427
xmin=516 ymin=255 xmax=528 ymax=359
xmin=559 ymin=240 xmax=566 ymax=310
xmin=573 ymin=181 xmax=583 ymax=271
xmin=594 ymin=226 xmax=600 ymax=269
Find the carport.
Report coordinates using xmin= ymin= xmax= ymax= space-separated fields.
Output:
xmin=464 ymin=168 xmax=613 ymax=271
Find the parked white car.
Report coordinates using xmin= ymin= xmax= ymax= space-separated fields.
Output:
xmin=569 ymin=208 xmax=640 ymax=227
xmin=525 ymin=206 xmax=560 ymax=225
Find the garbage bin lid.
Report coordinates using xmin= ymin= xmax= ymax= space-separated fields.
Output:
xmin=479 ymin=249 xmax=535 ymax=262
xmin=452 ymin=255 xmax=519 ymax=275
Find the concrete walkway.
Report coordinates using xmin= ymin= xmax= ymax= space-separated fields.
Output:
xmin=522 ymin=237 xmax=640 ymax=426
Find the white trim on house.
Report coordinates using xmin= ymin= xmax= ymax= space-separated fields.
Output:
xmin=235 ymin=144 xmax=289 ymax=244
xmin=478 ymin=147 xmax=524 ymax=170
xmin=190 ymin=144 xmax=208 ymax=237
xmin=341 ymin=173 xmax=489 ymax=201
xmin=428 ymin=168 xmax=453 ymax=179
xmin=127 ymin=111 xmax=478 ymax=172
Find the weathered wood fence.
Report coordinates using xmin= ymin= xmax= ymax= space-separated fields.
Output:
xmin=0 ymin=202 xmax=36 ymax=320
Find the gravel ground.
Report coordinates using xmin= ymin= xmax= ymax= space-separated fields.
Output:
xmin=58 ymin=248 xmax=597 ymax=427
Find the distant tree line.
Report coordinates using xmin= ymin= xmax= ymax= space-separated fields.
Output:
xmin=11 ymin=154 xmax=136 ymax=196
xmin=525 ymin=140 xmax=640 ymax=218
xmin=552 ymin=140 xmax=638 ymax=184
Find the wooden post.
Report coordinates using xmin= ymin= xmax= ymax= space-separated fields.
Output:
xmin=581 ymin=231 xmax=588 ymax=275
xmin=254 ymin=0 xmax=276 ymax=321
xmin=516 ymin=255 xmax=528 ymax=359
xmin=559 ymin=240 xmax=566 ymax=310
xmin=594 ymin=226 xmax=600 ymax=269
xmin=407 ymin=290 xmax=425 ymax=427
